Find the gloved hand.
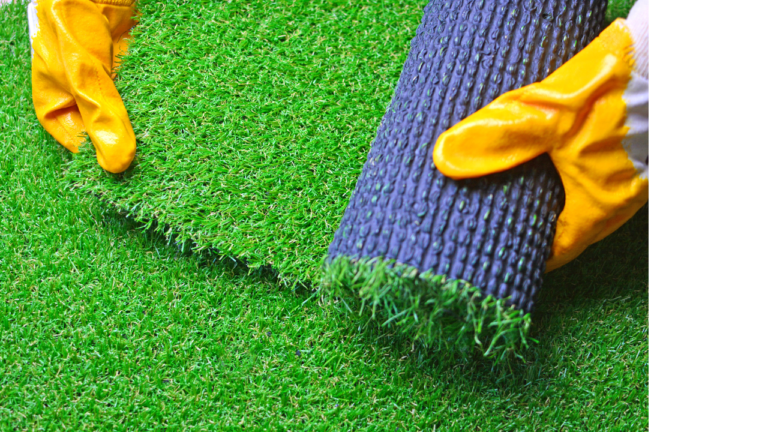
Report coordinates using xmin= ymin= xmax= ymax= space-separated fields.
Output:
xmin=29 ymin=0 xmax=137 ymax=173
xmin=433 ymin=0 xmax=649 ymax=271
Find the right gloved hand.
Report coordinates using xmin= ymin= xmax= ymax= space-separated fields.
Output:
xmin=433 ymin=0 xmax=649 ymax=271
xmin=29 ymin=0 xmax=138 ymax=173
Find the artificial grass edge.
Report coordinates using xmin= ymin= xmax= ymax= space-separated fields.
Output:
xmin=66 ymin=144 xmax=277 ymax=270
xmin=315 ymin=256 xmax=534 ymax=362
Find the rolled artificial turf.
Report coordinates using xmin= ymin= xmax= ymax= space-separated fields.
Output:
xmin=321 ymin=0 xmax=608 ymax=359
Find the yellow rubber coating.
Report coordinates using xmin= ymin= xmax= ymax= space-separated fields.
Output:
xmin=31 ymin=0 xmax=137 ymax=173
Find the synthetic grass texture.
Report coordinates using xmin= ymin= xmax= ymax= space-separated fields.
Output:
xmin=318 ymin=257 xmax=535 ymax=362
xmin=2 ymin=1 xmax=646 ymax=429
xmin=65 ymin=0 xmax=637 ymax=283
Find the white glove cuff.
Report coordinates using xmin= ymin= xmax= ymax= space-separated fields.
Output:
xmin=27 ymin=0 xmax=39 ymax=57
xmin=626 ymin=0 xmax=649 ymax=79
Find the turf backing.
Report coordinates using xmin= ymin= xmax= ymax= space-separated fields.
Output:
xmin=65 ymin=0 xmax=637 ymax=282
xmin=2 ymin=0 xmax=646 ymax=429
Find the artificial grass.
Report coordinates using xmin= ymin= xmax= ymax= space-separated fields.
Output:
xmin=65 ymin=0 xmax=637 ymax=283
xmin=318 ymin=257 xmax=534 ymax=362
xmin=2 ymin=0 xmax=646 ymax=429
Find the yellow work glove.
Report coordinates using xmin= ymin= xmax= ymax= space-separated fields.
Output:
xmin=433 ymin=6 xmax=649 ymax=271
xmin=30 ymin=0 xmax=137 ymax=173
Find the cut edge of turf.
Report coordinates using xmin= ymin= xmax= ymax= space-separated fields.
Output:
xmin=65 ymin=145 xmax=280 ymax=275
xmin=66 ymin=142 xmax=323 ymax=285
xmin=314 ymin=255 xmax=535 ymax=362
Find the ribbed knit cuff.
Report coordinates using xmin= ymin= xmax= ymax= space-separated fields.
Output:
xmin=626 ymin=0 xmax=649 ymax=79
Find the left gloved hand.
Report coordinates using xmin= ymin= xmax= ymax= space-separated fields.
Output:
xmin=29 ymin=0 xmax=138 ymax=173
xmin=433 ymin=1 xmax=649 ymax=271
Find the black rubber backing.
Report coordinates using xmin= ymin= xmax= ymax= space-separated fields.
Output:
xmin=328 ymin=0 xmax=607 ymax=313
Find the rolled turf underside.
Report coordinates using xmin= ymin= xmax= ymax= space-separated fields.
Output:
xmin=320 ymin=0 xmax=608 ymax=358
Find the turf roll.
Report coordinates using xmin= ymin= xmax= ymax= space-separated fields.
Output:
xmin=320 ymin=0 xmax=608 ymax=359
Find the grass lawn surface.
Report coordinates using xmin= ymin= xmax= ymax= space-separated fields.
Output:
xmin=1 ymin=0 xmax=646 ymax=430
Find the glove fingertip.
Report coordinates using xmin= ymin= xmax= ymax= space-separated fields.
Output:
xmin=91 ymin=129 xmax=136 ymax=174
xmin=97 ymin=144 xmax=135 ymax=174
